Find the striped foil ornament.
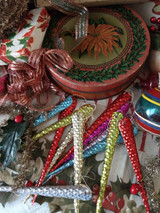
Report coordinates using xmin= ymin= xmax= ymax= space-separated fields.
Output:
xmin=72 ymin=109 xmax=94 ymax=213
xmin=96 ymin=112 xmax=123 ymax=213
xmin=119 ymin=117 xmax=151 ymax=213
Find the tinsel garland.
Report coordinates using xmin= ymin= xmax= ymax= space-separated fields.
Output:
xmin=0 ymin=103 xmax=38 ymax=189
xmin=14 ymin=124 xmax=36 ymax=190
xmin=0 ymin=0 xmax=29 ymax=41
xmin=143 ymin=156 xmax=160 ymax=212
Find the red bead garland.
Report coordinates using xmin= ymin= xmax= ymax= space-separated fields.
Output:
xmin=50 ymin=92 xmax=132 ymax=173
xmin=32 ymin=97 xmax=77 ymax=204
xmin=119 ymin=117 xmax=151 ymax=213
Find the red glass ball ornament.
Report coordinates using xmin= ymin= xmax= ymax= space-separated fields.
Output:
xmin=157 ymin=17 xmax=160 ymax=24
xmin=130 ymin=183 xmax=140 ymax=195
xmin=150 ymin=16 xmax=157 ymax=23
xmin=149 ymin=25 xmax=156 ymax=32
xmin=14 ymin=114 xmax=23 ymax=123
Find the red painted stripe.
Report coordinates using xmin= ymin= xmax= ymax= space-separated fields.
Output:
xmin=147 ymin=88 xmax=160 ymax=99
xmin=139 ymin=131 xmax=147 ymax=152
xmin=136 ymin=118 xmax=160 ymax=135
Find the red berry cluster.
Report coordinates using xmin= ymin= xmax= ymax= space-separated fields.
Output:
xmin=149 ymin=16 xmax=160 ymax=32
xmin=92 ymin=184 xmax=125 ymax=213
xmin=51 ymin=176 xmax=67 ymax=186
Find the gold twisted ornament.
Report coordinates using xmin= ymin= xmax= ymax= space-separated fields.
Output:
xmin=96 ymin=111 xmax=123 ymax=213
xmin=72 ymin=109 xmax=94 ymax=213
xmin=33 ymin=104 xmax=94 ymax=141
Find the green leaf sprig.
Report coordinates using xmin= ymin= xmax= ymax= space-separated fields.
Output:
xmin=0 ymin=120 xmax=26 ymax=170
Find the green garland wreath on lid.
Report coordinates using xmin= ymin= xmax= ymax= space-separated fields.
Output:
xmin=43 ymin=6 xmax=147 ymax=83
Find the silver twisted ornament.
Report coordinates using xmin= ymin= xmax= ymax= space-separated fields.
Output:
xmin=0 ymin=185 xmax=92 ymax=201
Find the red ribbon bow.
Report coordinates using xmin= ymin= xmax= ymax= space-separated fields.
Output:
xmin=1 ymin=48 xmax=73 ymax=111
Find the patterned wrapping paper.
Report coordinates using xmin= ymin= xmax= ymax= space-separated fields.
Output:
xmin=0 ymin=7 xmax=50 ymax=65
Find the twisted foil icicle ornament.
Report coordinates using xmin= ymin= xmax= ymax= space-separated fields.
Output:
xmin=119 ymin=117 xmax=151 ymax=213
xmin=96 ymin=112 xmax=123 ymax=213
xmin=72 ymin=109 xmax=94 ymax=213
xmin=33 ymin=104 xmax=94 ymax=140
xmin=34 ymin=96 xmax=73 ymax=126
xmin=83 ymin=103 xmax=130 ymax=148
xmin=0 ymin=185 xmax=92 ymax=201
xmin=69 ymin=102 xmax=130 ymax=160
xmin=49 ymin=92 xmax=131 ymax=173
xmin=47 ymin=127 xmax=73 ymax=173
xmin=32 ymin=97 xmax=77 ymax=204
xmin=42 ymin=125 xmax=138 ymax=183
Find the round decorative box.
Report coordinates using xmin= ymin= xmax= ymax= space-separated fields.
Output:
xmin=44 ymin=6 xmax=150 ymax=99
xmin=134 ymin=88 xmax=160 ymax=135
